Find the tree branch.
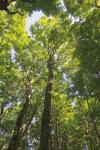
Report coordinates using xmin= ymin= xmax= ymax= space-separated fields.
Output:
xmin=20 ymin=104 xmax=38 ymax=137
xmin=6 ymin=8 xmax=23 ymax=15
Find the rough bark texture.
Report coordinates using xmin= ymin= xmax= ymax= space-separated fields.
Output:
xmin=40 ymin=56 xmax=53 ymax=150
xmin=8 ymin=78 xmax=32 ymax=150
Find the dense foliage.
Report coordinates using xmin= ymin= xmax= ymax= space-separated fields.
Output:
xmin=0 ymin=1 xmax=100 ymax=150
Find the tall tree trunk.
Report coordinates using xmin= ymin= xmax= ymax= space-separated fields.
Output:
xmin=54 ymin=110 xmax=60 ymax=150
xmin=86 ymin=99 xmax=100 ymax=143
xmin=55 ymin=118 xmax=59 ymax=150
xmin=8 ymin=78 xmax=32 ymax=150
xmin=61 ymin=132 xmax=68 ymax=150
xmin=40 ymin=56 xmax=53 ymax=150
xmin=87 ymin=99 xmax=100 ymax=150
xmin=77 ymin=98 xmax=95 ymax=150
xmin=77 ymin=97 xmax=100 ymax=150
xmin=0 ymin=103 xmax=5 ymax=122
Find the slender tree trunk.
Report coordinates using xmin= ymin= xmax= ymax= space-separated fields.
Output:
xmin=77 ymin=97 xmax=100 ymax=149
xmin=40 ymin=56 xmax=53 ymax=150
xmin=8 ymin=78 xmax=32 ymax=150
xmin=54 ymin=111 xmax=61 ymax=150
xmin=77 ymin=98 xmax=94 ymax=150
xmin=86 ymin=99 xmax=100 ymax=143
xmin=61 ymin=132 xmax=67 ymax=150
xmin=88 ymin=136 xmax=94 ymax=150
xmin=55 ymin=119 xmax=59 ymax=150
xmin=0 ymin=103 xmax=5 ymax=122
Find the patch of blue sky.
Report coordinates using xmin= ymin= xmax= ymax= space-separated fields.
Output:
xmin=26 ymin=11 xmax=43 ymax=35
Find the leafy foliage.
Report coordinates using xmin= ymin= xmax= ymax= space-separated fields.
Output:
xmin=0 ymin=1 xmax=100 ymax=150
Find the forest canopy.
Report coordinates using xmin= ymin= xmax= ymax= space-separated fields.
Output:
xmin=0 ymin=0 xmax=100 ymax=150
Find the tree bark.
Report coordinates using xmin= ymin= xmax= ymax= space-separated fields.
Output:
xmin=40 ymin=56 xmax=53 ymax=150
xmin=8 ymin=78 xmax=32 ymax=150
xmin=0 ymin=103 xmax=5 ymax=122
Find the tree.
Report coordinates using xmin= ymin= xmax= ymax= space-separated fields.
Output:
xmin=0 ymin=1 xmax=100 ymax=150
xmin=30 ymin=15 xmax=69 ymax=150
xmin=0 ymin=0 xmax=61 ymax=15
xmin=69 ymin=8 xmax=100 ymax=149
